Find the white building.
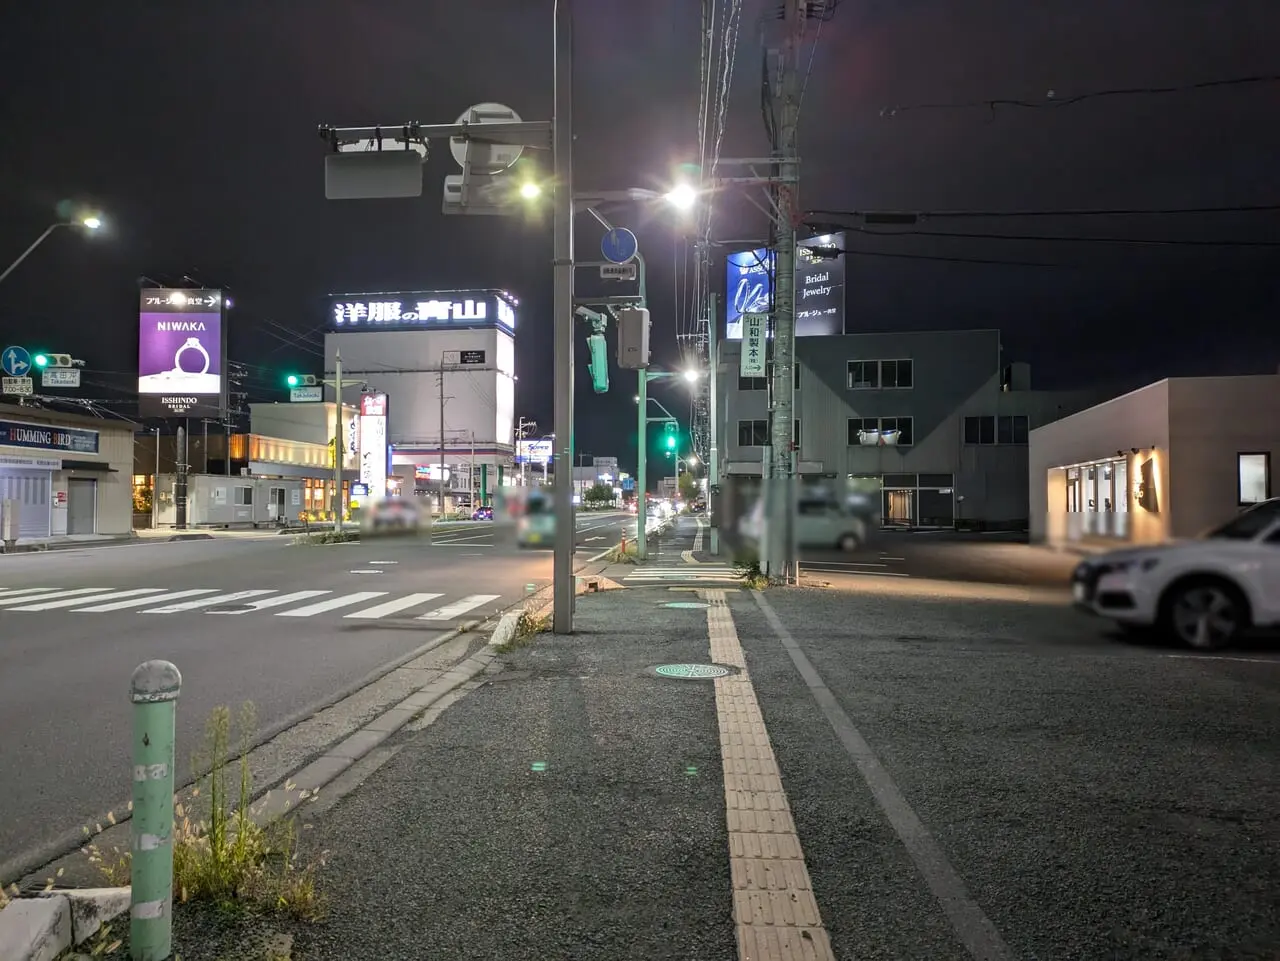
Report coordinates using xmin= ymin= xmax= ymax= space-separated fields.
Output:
xmin=1029 ymin=374 xmax=1279 ymax=549
xmin=324 ymin=289 xmax=518 ymax=508
xmin=0 ymin=404 xmax=134 ymax=544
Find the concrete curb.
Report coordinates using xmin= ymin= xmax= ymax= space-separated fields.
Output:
xmin=488 ymin=611 xmax=521 ymax=648
xmin=0 ymin=887 xmax=129 ymax=961
xmin=166 ymin=533 xmax=215 ymax=542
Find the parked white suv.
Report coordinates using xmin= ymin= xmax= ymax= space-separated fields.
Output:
xmin=1071 ymin=498 xmax=1280 ymax=649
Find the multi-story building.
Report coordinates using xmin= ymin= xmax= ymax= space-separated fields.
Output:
xmin=715 ymin=328 xmax=1104 ymax=531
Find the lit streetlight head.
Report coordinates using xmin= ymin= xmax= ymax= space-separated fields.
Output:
xmin=519 ymin=182 xmax=542 ymax=200
xmin=80 ymin=216 xmax=102 ymax=230
xmin=682 ymin=368 xmax=700 ymax=383
xmin=664 ymin=184 xmax=697 ymax=210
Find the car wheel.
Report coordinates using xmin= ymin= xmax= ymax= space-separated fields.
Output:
xmin=1160 ymin=578 xmax=1249 ymax=650
xmin=837 ymin=533 xmax=860 ymax=552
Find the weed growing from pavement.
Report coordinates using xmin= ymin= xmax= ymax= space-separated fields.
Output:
xmin=606 ymin=540 xmax=640 ymax=564
xmin=84 ymin=702 xmax=326 ymax=921
xmin=733 ymin=549 xmax=768 ymax=589
xmin=294 ymin=529 xmax=359 ymax=545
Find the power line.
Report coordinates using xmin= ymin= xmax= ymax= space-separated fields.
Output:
xmin=838 ymin=247 xmax=1066 ymax=268
xmin=881 ymin=72 xmax=1280 ymax=118
xmin=848 ymin=227 xmax=1280 ymax=248
xmin=808 ymin=203 xmax=1280 ymax=221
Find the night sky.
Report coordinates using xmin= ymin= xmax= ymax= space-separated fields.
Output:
xmin=1 ymin=0 xmax=1277 ymax=468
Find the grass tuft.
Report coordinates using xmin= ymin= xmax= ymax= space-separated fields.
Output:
xmin=84 ymin=702 xmax=325 ymax=921
xmin=294 ymin=529 xmax=359 ymax=546
xmin=605 ymin=540 xmax=640 ymax=564
xmin=732 ymin=549 xmax=769 ymax=590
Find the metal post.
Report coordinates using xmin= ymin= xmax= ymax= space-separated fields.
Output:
xmin=708 ymin=291 xmax=720 ymax=555
xmin=202 ymin=419 xmax=208 ymax=474
xmin=225 ymin=422 xmax=231 ymax=477
xmin=635 ymin=369 xmax=648 ymax=559
xmin=766 ymin=0 xmax=804 ymax=583
xmin=470 ymin=432 xmax=476 ymax=510
xmin=174 ymin=424 xmax=187 ymax=530
xmin=333 ymin=350 xmax=344 ymax=531
xmin=152 ymin=428 xmax=160 ymax=530
xmin=551 ymin=0 xmax=575 ymax=634
xmin=0 ymin=223 xmax=62 ymax=287
xmin=129 ymin=660 xmax=181 ymax=961
xmin=438 ymin=362 xmax=448 ymax=515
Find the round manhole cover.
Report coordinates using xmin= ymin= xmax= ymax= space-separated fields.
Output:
xmin=651 ymin=663 xmax=733 ymax=680
xmin=662 ymin=601 xmax=710 ymax=610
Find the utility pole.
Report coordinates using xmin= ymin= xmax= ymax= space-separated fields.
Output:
xmin=708 ymin=290 xmax=720 ymax=555
xmin=763 ymin=0 xmax=806 ymax=583
xmin=470 ymin=431 xmax=476 ymax=509
xmin=551 ymin=0 xmax=575 ymax=634
xmin=333 ymin=350 xmax=344 ymax=531
xmin=515 ymin=416 xmax=536 ymax=486
xmin=438 ymin=364 xmax=448 ymax=515
xmin=175 ymin=423 xmax=188 ymax=530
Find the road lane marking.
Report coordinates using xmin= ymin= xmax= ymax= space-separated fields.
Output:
xmin=0 ymin=588 xmax=61 ymax=601
xmin=368 ymin=560 xmax=398 ymax=565
xmin=76 ymin=589 xmax=221 ymax=612
xmin=417 ymin=594 xmax=501 ymax=621
xmin=0 ymin=588 xmax=112 ymax=606
xmin=701 ymin=590 xmax=833 ymax=961
xmin=144 ymin=590 xmax=277 ymax=613
xmin=752 ymin=590 xmax=1013 ymax=961
xmin=9 ymin=588 xmax=168 ymax=611
xmin=276 ymin=591 xmax=388 ymax=617
xmin=345 ymin=593 xmax=444 ymax=619
xmin=206 ymin=590 xmax=332 ymax=613
xmin=349 ymin=569 xmax=385 ymax=574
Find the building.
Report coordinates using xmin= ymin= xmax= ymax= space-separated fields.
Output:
xmin=1029 ymin=374 xmax=1280 ymax=549
xmin=324 ymin=289 xmax=519 ymax=510
xmin=0 ymin=404 xmax=135 ymax=544
xmin=716 ymin=328 xmax=1103 ymax=532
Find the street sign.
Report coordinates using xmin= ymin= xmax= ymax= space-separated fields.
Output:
xmin=42 ymin=368 xmax=80 ymax=388
xmin=600 ymin=263 xmax=637 ymax=281
xmin=460 ymin=350 xmax=485 ymax=365
xmin=1 ymin=346 xmax=31 ymax=378
xmin=2 ymin=377 xmax=33 ymax=396
xmin=600 ymin=228 xmax=638 ymax=265
xmin=449 ymin=103 xmax=525 ymax=174
xmin=290 ymin=386 xmax=323 ymax=403
xmin=740 ymin=312 xmax=767 ymax=377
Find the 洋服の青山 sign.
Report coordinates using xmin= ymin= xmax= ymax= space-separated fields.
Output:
xmin=329 ymin=290 xmax=517 ymax=334
xmin=137 ymin=288 xmax=225 ymax=418
xmin=0 ymin=418 xmax=100 ymax=454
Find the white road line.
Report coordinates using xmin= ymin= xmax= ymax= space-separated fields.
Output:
xmin=76 ymin=589 xmax=222 ymax=612
xmin=349 ymin=569 xmax=384 ymax=574
xmin=803 ymin=567 xmax=911 ymax=578
xmin=417 ymin=594 xmax=501 ymax=621
xmin=368 ymin=560 xmax=398 ymax=565
xmin=345 ymin=592 xmax=444 ymax=619
xmin=0 ymin=588 xmax=113 ymax=606
xmin=276 ymin=591 xmax=388 ymax=617
xmin=10 ymin=588 xmax=169 ymax=612
xmin=144 ymin=590 xmax=277 ymax=613
xmin=207 ymin=590 xmax=332 ymax=614
xmin=585 ymin=536 xmax=605 ymax=542
xmin=1166 ymin=654 xmax=1280 ymax=665
xmin=0 ymin=588 xmax=60 ymax=601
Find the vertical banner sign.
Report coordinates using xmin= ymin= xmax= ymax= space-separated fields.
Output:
xmin=358 ymin=393 xmax=389 ymax=496
xmin=724 ymin=248 xmax=775 ymax=341
xmin=795 ymin=232 xmax=846 ymax=336
xmin=740 ymin=312 xmax=768 ymax=377
xmin=137 ymin=289 xmax=225 ymax=418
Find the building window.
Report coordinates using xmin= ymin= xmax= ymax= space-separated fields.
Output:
xmin=738 ymin=375 xmax=767 ymax=391
xmin=847 ymin=416 xmax=914 ymax=446
xmin=965 ymin=415 xmax=1027 ymax=445
xmin=737 ymin=419 xmax=769 ymax=446
xmin=1238 ymin=452 xmax=1270 ymax=505
xmin=847 ymin=361 xmax=879 ymax=390
xmin=880 ymin=359 xmax=913 ymax=389
xmin=794 ymin=364 xmax=801 ymax=390
xmin=794 ymin=419 xmax=802 ymax=448
xmin=236 ymin=486 xmax=253 ymax=506
xmin=847 ymin=359 xmax=913 ymax=390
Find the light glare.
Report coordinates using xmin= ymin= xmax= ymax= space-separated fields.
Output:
xmin=664 ymin=184 xmax=696 ymax=210
xmin=81 ymin=216 xmax=102 ymax=229
xmin=519 ymin=182 xmax=541 ymax=200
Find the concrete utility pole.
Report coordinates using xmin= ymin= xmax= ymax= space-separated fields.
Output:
xmin=438 ymin=362 xmax=448 ymax=515
xmin=551 ymin=0 xmax=575 ymax=634
xmin=333 ymin=351 xmax=344 ymax=531
xmin=765 ymin=0 xmax=806 ymax=583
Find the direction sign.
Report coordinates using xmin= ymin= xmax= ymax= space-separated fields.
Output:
xmin=449 ymin=102 xmax=524 ymax=174
xmin=600 ymin=227 xmax=638 ymax=265
xmin=42 ymin=368 xmax=81 ymax=388
xmin=2 ymin=377 xmax=33 ymax=397
xmin=290 ymin=386 xmax=323 ymax=403
xmin=1 ymin=346 xmax=31 ymax=378
xmin=600 ymin=263 xmax=637 ymax=281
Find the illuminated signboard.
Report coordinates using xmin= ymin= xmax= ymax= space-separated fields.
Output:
xmin=138 ymin=288 xmax=226 ymax=417
xmin=358 ymin=392 xmax=389 ymax=495
xmin=328 ymin=290 xmax=517 ymax=334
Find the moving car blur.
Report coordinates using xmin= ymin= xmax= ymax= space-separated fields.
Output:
xmin=359 ymin=496 xmax=424 ymax=536
xmin=739 ymin=476 xmax=880 ymax=553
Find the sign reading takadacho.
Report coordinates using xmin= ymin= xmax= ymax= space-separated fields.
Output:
xmin=739 ymin=312 xmax=768 ymax=378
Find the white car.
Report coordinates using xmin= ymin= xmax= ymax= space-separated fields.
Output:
xmin=1071 ymin=498 xmax=1280 ymax=649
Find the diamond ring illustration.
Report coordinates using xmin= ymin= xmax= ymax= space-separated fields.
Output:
xmin=174 ymin=337 xmax=210 ymax=374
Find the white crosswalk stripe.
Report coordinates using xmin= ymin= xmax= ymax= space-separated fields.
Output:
xmin=0 ymin=587 xmax=513 ymax=622
xmin=623 ymin=565 xmax=741 ymax=583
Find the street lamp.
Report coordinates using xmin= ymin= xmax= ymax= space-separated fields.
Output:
xmin=519 ymin=181 xmax=541 ymax=200
xmin=0 ymin=214 xmax=105 ymax=286
xmin=664 ymin=183 xmax=697 ymax=211
xmin=682 ymin=368 xmax=701 ymax=383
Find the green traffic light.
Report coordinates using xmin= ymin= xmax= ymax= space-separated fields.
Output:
xmin=666 ymin=435 xmax=676 ymax=449
xmin=286 ymin=374 xmax=299 ymax=387
xmin=33 ymin=354 xmax=48 ymax=368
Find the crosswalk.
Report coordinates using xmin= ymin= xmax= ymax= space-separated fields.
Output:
xmin=0 ymin=586 xmax=503 ymax=621
xmin=622 ymin=563 xmax=742 ymax=584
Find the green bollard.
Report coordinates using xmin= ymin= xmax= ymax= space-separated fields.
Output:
xmin=129 ymin=660 xmax=181 ymax=961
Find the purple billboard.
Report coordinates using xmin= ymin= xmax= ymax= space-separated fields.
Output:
xmin=137 ymin=289 xmax=226 ymax=418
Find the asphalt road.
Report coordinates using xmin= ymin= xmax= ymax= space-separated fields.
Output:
xmin=0 ymin=511 xmax=631 ymax=881
xmin=801 ymin=529 xmax=1081 ymax=587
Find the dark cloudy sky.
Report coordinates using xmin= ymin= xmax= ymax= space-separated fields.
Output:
xmin=0 ymin=0 xmax=1277 ymax=460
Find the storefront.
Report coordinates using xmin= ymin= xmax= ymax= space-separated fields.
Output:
xmin=0 ymin=406 xmax=135 ymax=544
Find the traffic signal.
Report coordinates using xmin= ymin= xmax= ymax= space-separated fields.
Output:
xmin=586 ymin=332 xmax=609 ymax=394
xmin=33 ymin=353 xmax=48 ymax=368
xmin=286 ymin=374 xmax=318 ymax=387
xmin=665 ymin=421 xmax=677 ymax=449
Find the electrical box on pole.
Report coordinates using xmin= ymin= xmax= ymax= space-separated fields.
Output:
xmin=616 ymin=307 xmax=650 ymax=369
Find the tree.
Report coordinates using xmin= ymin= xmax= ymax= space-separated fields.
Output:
xmin=678 ymin=472 xmax=698 ymax=504
xmin=584 ymin=482 xmax=614 ymax=506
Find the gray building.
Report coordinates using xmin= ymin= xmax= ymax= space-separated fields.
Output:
xmin=716 ymin=329 xmax=1103 ymax=530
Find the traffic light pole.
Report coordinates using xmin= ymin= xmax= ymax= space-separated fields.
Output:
xmin=635 ymin=368 xmax=648 ymax=560
xmin=333 ymin=351 xmax=344 ymax=532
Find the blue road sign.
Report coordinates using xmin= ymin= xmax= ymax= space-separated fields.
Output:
xmin=600 ymin=227 xmax=639 ymax=265
xmin=1 ymin=346 xmax=31 ymax=378
xmin=621 ymin=477 xmax=635 ymax=491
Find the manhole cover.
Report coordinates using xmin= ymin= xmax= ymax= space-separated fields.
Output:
xmin=651 ymin=663 xmax=733 ymax=680
xmin=662 ymin=601 xmax=709 ymax=609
